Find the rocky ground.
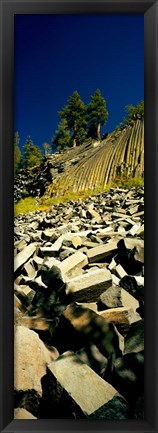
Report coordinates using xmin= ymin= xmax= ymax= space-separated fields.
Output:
xmin=14 ymin=186 xmax=144 ymax=419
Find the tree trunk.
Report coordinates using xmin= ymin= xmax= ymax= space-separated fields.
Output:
xmin=73 ymin=120 xmax=77 ymax=148
xmin=73 ymin=137 xmax=77 ymax=148
xmin=97 ymin=122 xmax=101 ymax=140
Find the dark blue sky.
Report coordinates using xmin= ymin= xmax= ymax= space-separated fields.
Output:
xmin=14 ymin=14 xmax=144 ymax=150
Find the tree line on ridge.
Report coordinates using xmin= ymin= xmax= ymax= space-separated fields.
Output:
xmin=14 ymin=89 xmax=144 ymax=175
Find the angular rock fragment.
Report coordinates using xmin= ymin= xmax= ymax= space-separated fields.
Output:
xmin=48 ymin=353 xmax=119 ymax=416
xmin=41 ymin=228 xmax=58 ymax=242
xmin=98 ymin=285 xmax=122 ymax=310
xmin=66 ymin=268 xmax=112 ymax=302
xmin=16 ymin=239 xmax=27 ymax=252
xmin=76 ymin=302 xmax=98 ymax=312
xmin=23 ymin=261 xmax=36 ymax=279
xmin=14 ymin=326 xmax=58 ymax=395
xmin=14 ymin=243 xmax=37 ymax=273
xmin=86 ymin=207 xmax=101 ymax=223
xmin=39 ymin=240 xmax=62 ymax=257
xmin=134 ymin=244 xmax=144 ymax=263
xmin=124 ymin=319 xmax=144 ymax=354
xmin=87 ymin=241 xmax=118 ymax=263
xmin=32 ymin=255 xmax=44 ymax=270
xmin=121 ymin=288 xmax=139 ymax=311
xmin=70 ymin=236 xmax=82 ymax=249
xmin=99 ymin=307 xmax=141 ymax=335
xmin=115 ymin=264 xmax=127 ymax=279
xmin=14 ymin=326 xmax=59 ymax=414
xmin=119 ymin=275 xmax=144 ymax=306
xmin=123 ymin=238 xmax=144 ymax=250
xmin=14 ymin=408 xmax=37 ymax=419
xmin=129 ymin=223 xmax=141 ymax=236
xmin=116 ymin=239 xmax=143 ymax=274
xmin=60 ymin=251 xmax=88 ymax=277
xmin=89 ymin=394 xmax=129 ymax=419
xmin=14 ymin=294 xmax=24 ymax=312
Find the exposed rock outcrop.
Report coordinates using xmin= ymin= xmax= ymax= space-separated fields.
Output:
xmin=14 ymin=119 xmax=144 ymax=201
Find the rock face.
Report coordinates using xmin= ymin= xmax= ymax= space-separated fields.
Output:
xmin=14 ymin=186 xmax=144 ymax=419
xmin=14 ymin=119 xmax=144 ymax=202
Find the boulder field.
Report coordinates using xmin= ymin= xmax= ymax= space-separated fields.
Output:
xmin=14 ymin=186 xmax=144 ymax=419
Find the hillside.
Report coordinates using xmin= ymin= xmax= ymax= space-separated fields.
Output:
xmin=14 ymin=119 xmax=144 ymax=202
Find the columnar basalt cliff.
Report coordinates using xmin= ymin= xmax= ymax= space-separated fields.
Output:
xmin=14 ymin=119 xmax=144 ymax=202
xmin=52 ymin=119 xmax=144 ymax=196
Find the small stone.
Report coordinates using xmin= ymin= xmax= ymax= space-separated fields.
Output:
xmin=42 ymin=228 xmax=58 ymax=241
xmin=39 ymin=238 xmax=63 ymax=257
xmin=86 ymin=207 xmax=101 ymax=223
xmin=71 ymin=236 xmax=82 ymax=249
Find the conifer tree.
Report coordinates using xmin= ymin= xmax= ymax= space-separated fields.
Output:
xmin=52 ymin=119 xmax=71 ymax=152
xmin=23 ymin=136 xmax=42 ymax=168
xmin=59 ymin=91 xmax=87 ymax=147
xmin=87 ymin=89 xmax=108 ymax=140
xmin=124 ymin=101 xmax=144 ymax=125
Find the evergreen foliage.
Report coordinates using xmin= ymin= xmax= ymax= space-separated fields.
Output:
xmin=52 ymin=119 xmax=71 ymax=152
xmin=87 ymin=89 xmax=108 ymax=140
xmin=23 ymin=136 xmax=42 ymax=168
xmin=114 ymin=101 xmax=144 ymax=132
xmin=59 ymin=91 xmax=87 ymax=147
xmin=124 ymin=101 xmax=144 ymax=125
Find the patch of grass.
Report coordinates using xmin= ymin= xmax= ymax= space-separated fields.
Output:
xmin=14 ymin=197 xmax=38 ymax=216
xmin=110 ymin=176 xmax=144 ymax=189
xmin=14 ymin=197 xmax=52 ymax=216
xmin=14 ymin=177 xmax=144 ymax=216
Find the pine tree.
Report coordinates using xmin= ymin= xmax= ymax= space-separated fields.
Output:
xmin=87 ymin=89 xmax=108 ymax=140
xmin=14 ymin=131 xmax=22 ymax=176
xmin=124 ymin=101 xmax=144 ymax=125
xmin=52 ymin=119 xmax=71 ymax=152
xmin=23 ymin=136 xmax=42 ymax=169
xmin=59 ymin=91 xmax=87 ymax=147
